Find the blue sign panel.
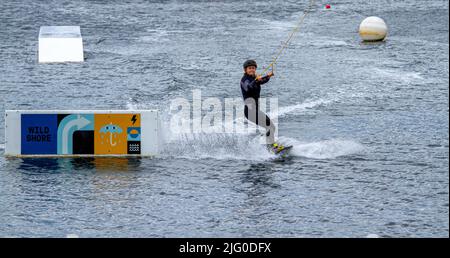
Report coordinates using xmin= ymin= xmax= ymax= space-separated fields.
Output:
xmin=21 ymin=114 xmax=58 ymax=155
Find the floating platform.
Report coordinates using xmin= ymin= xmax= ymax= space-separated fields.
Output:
xmin=4 ymin=110 xmax=160 ymax=157
xmin=38 ymin=26 xmax=84 ymax=63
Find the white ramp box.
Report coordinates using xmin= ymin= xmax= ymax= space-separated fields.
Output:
xmin=4 ymin=110 xmax=161 ymax=157
xmin=38 ymin=26 xmax=84 ymax=63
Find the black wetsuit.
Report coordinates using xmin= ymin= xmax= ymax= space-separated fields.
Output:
xmin=240 ymin=74 xmax=276 ymax=144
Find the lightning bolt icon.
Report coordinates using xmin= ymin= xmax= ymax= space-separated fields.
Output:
xmin=131 ymin=115 xmax=137 ymax=125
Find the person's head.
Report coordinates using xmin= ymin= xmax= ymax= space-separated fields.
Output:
xmin=243 ymin=60 xmax=257 ymax=76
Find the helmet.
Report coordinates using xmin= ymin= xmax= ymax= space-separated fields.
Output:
xmin=243 ymin=59 xmax=257 ymax=69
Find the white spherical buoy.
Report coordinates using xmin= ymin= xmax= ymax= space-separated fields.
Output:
xmin=359 ymin=16 xmax=388 ymax=42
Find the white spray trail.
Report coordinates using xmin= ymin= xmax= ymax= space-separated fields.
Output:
xmin=269 ymin=98 xmax=332 ymax=119
xmin=124 ymin=95 xmax=363 ymax=160
xmin=277 ymin=137 xmax=365 ymax=159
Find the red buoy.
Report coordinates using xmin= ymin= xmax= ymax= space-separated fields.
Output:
xmin=325 ymin=4 xmax=331 ymax=9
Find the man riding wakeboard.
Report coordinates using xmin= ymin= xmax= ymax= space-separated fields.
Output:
xmin=240 ymin=59 xmax=286 ymax=154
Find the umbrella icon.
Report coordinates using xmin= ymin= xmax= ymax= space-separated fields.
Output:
xmin=100 ymin=124 xmax=123 ymax=146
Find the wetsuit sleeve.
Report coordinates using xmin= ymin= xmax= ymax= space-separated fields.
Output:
xmin=241 ymin=76 xmax=271 ymax=92
xmin=259 ymin=75 xmax=270 ymax=85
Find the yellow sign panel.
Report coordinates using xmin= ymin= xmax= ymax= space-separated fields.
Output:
xmin=94 ymin=114 xmax=141 ymax=155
